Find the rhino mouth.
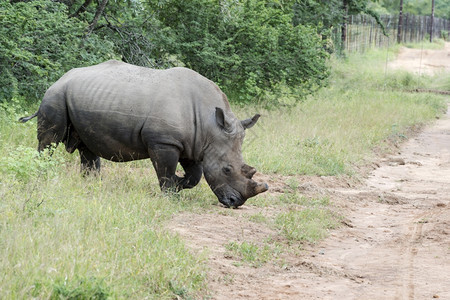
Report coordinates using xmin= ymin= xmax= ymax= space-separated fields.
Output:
xmin=224 ymin=194 xmax=243 ymax=209
xmin=214 ymin=187 xmax=244 ymax=208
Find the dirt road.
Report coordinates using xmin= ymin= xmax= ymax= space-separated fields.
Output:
xmin=388 ymin=42 xmax=450 ymax=75
xmin=309 ymin=102 xmax=450 ymax=299
xmin=169 ymin=45 xmax=450 ymax=299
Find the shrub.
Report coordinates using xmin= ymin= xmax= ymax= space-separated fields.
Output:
xmin=1 ymin=145 xmax=63 ymax=182
xmin=148 ymin=0 xmax=329 ymax=103
xmin=0 ymin=0 xmax=116 ymax=104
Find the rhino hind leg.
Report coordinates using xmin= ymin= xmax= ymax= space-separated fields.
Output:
xmin=37 ymin=114 xmax=66 ymax=153
xmin=78 ymin=143 xmax=101 ymax=174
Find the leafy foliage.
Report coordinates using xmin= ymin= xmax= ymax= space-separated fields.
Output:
xmin=373 ymin=0 xmax=450 ymax=19
xmin=3 ymin=0 xmax=447 ymax=106
xmin=0 ymin=0 xmax=116 ymax=103
xmin=292 ymin=0 xmax=344 ymax=29
xmin=147 ymin=0 xmax=329 ymax=102
xmin=1 ymin=0 xmax=331 ymax=105
xmin=0 ymin=144 xmax=63 ymax=182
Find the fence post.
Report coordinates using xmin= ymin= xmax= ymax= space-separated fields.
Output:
xmin=397 ymin=0 xmax=403 ymax=43
xmin=431 ymin=0 xmax=435 ymax=42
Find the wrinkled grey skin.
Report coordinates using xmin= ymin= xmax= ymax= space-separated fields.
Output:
xmin=20 ymin=60 xmax=268 ymax=207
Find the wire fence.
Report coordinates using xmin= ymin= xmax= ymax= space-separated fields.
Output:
xmin=334 ymin=14 xmax=450 ymax=53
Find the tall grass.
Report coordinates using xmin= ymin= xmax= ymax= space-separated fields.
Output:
xmin=238 ymin=49 xmax=447 ymax=175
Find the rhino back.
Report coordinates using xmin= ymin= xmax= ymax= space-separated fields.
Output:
xmin=54 ymin=60 xmax=228 ymax=161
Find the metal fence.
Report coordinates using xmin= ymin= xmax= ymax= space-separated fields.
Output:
xmin=334 ymin=14 xmax=450 ymax=53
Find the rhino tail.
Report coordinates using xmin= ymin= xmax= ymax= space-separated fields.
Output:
xmin=18 ymin=112 xmax=38 ymax=123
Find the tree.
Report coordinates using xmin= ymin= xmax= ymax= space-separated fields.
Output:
xmin=397 ymin=0 xmax=403 ymax=43
xmin=376 ymin=0 xmax=450 ymax=19
xmin=87 ymin=0 xmax=108 ymax=34
xmin=292 ymin=0 xmax=385 ymax=51
xmin=0 ymin=0 xmax=116 ymax=103
xmin=341 ymin=0 xmax=349 ymax=44
xmin=1 ymin=0 xmax=333 ymax=105
xmin=147 ymin=0 xmax=329 ymax=102
xmin=430 ymin=0 xmax=435 ymax=42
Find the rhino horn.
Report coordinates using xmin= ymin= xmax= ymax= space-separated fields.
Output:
xmin=242 ymin=164 xmax=257 ymax=179
xmin=241 ymin=114 xmax=261 ymax=130
xmin=254 ymin=182 xmax=269 ymax=195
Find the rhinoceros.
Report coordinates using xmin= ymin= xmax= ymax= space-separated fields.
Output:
xmin=19 ymin=60 xmax=268 ymax=207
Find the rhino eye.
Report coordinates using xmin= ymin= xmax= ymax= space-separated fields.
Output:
xmin=222 ymin=166 xmax=232 ymax=175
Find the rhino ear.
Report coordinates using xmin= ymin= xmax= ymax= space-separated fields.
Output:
xmin=241 ymin=114 xmax=260 ymax=130
xmin=215 ymin=107 xmax=233 ymax=132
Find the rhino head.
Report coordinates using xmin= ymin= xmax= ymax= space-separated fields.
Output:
xmin=202 ymin=107 xmax=269 ymax=208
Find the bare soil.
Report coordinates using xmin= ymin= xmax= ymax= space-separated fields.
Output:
xmin=388 ymin=42 xmax=450 ymax=75
xmin=168 ymin=45 xmax=450 ymax=299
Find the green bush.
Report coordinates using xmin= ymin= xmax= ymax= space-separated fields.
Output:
xmin=148 ymin=0 xmax=329 ymax=103
xmin=1 ymin=145 xmax=63 ymax=182
xmin=1 ymin=0 xmax=331 ymax=105
xmin=0 ymin=0 xmax=116 ymax=103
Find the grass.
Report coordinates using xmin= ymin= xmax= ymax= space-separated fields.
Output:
xmin=1 ymin=42 xmax=449 ymax=298
xmin=248 ymin=192 xmax=340 ymax=245
xmin=224 ymin=240 xmax=279 ymax=268
xmin=275 ymin=208 xmax=340 ymax=244
xmin=240 ymin=89 xmax=445 ymax=175
xmin=404 ymin=38 xmax=446 ymax=50
xmin=1 ymin=164 xmax=210 ymax=299
xmin=237 ymin=48 xmax=447 ymax=176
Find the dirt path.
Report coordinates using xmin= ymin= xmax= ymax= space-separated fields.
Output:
xmin=168 ymin=45 xmax=450 ymax=299
xmin=309 ymin=104 xmax=450 ymax=299
xmin=388 ymin=42 xmax=450 ymax=75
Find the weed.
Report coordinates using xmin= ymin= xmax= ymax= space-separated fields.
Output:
xmin=50 ymin=276 xmax=111 ymax=300
xmin=286 ymin=177 xmax=299 ymax=190
xmin=279 ymin=193 xmax=330 ymax=207
xmin=275 ymin=208 xmax=340 ymax=244
xmin=1 ymin=144 xmax=63 ymax=182
xmin=247 ymin=212 xmax=268 ymax=224
xmin=224 ymin=241 xmax=275 ymax=268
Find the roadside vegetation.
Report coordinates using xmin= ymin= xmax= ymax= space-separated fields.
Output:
xmin=1 ymin=43 xmax=448 ymax=298
xmin=240 ymin=46 xmax=447 ymax=176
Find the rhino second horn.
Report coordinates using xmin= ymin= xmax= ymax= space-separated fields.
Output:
xmin=248 ymin=167 xmax=257 ymax=179
xmin=242 ymin=164 xmax=257 ymax=179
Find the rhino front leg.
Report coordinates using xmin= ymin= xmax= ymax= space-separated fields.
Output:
xmin=179 ymin=159 xmax=202 ymax=189
xmin=149 ymin=146 xmax=182 ymax=192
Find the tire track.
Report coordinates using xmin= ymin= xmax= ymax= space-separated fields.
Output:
xmin=398 ymin=215 xmax=423 ymax=299
xmin=398 ymin=205 xmax=446 ymax=300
